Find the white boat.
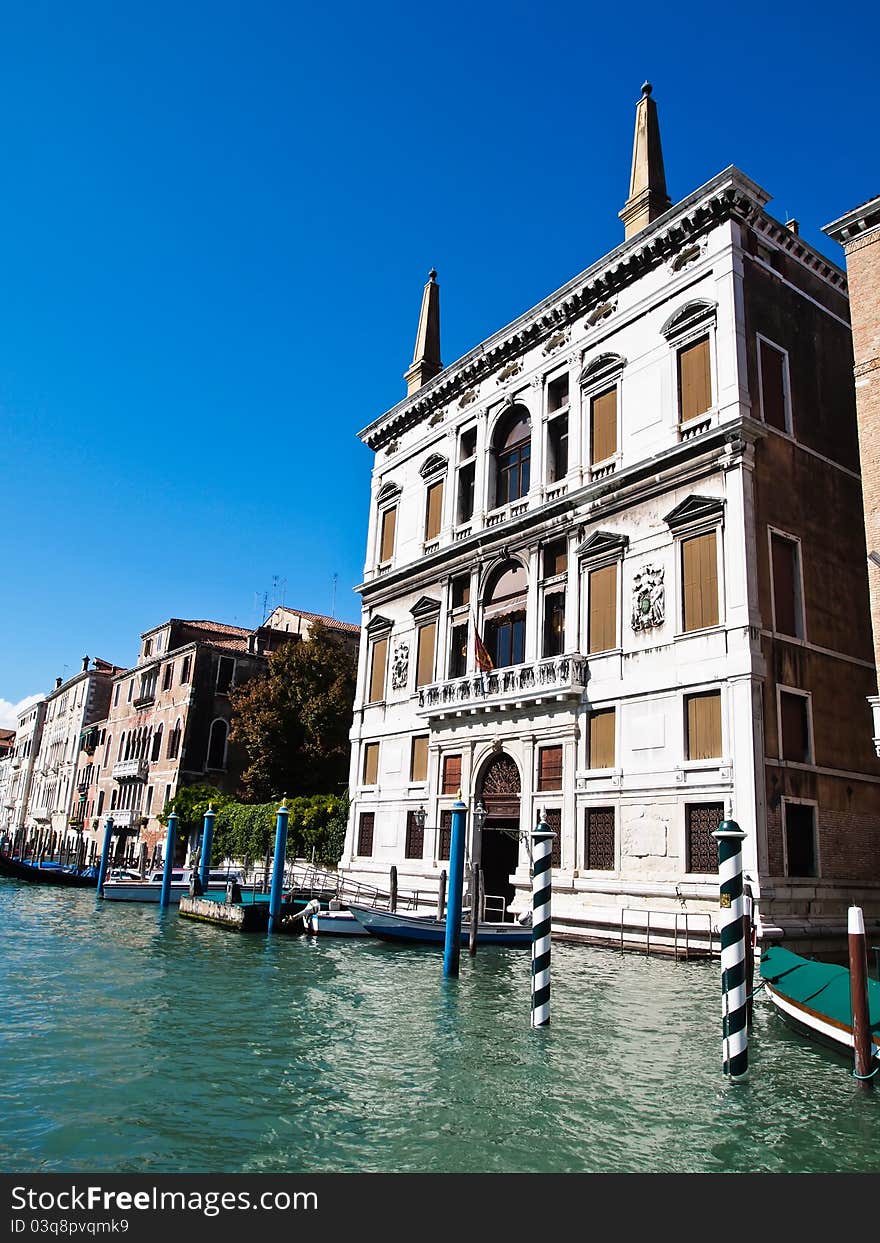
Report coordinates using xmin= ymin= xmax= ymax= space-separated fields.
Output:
xmin=101 ymin=866 xmax=243 ymax=903
xmin=346 ymin=902 xmax=532 ymax=945
xmin=306 ymin=905 xmax=369 ymax=936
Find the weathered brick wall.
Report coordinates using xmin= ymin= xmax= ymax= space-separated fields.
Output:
xmin=843 ymin=228 xmax=880 ymax=671
xmin=765 ymin=774 xmax=880 ymax=881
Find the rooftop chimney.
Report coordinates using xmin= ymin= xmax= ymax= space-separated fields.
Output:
xmin=785 ymin=219 xmax=800 ymax=236
xmin=55 ymin=677 xmax=63 ymax=689
xmin=619 ymin=82 xmax=671 ymax=240
xmin=81 ymin=655 xmax=90 ymax=672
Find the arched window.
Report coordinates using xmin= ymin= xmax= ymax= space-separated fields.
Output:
xmin=483 ymin=560 xmax=528 ymax=669
xmin=206 ymin=720 xmax=228 ymax=771
xmin=167 ymin=720 xmax=182 ymax=761
xmin=491 ymin=406 xmax=531 ymax=508
xmin=151 ymin=724 xmax=163 ymax=763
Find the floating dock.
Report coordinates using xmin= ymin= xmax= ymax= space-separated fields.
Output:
xmin=179 ymin=891 xmax=319 ymax=934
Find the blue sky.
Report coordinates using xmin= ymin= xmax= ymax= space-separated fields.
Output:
xmin=0 ymin=0 xmax=875 ymax=720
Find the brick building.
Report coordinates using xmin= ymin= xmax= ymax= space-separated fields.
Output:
xmin=341 ymin=85 xmax=880 ymax=951
xmin=823 ymin=196 xmax=880 ymax=756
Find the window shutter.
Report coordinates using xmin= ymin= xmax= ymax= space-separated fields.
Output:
xmin=368 ymin=638 xmax=387 ymax=702
xmin=379 ymin=507 xmax=396 ymax=562
xmin=686 ymin=691 xmax=722 ymax=760
xmin=442 ymin=754 xmax=462 ymax=795
xmin=678 ymin=337 xmax=712 ymax=422
xmin=590 ymin=387 xmax=617 ymax=464
xmin=537 ymin=745 xmax=563 ymax=791
xmin=416 ymin=623 xmax=436 ymax=688
xmin=771 ymin=534 xmax=798 ymax=636
xmin=425 ymin=481 xmax=444 ymax=541
xmin=760 ymin=341 xmax=787 ymax=431
xmin=405 ymin=811 xmax=425 ymax=859
xmin=589 ymin=708 xmax=616 ymax=769
xmin=362 ymin=742 xmax=379 ymax=785
xmin=682 ymin=531 xmax=718 ymax=631
xmin=780 ymin=693 xmax=810 ymax=762
xmin=357 ymin=812 xmax=375 ymax=856
xmin=588 ymin=563 xmax=617 ymax=653
xmin=410 ymin=735 xmax=428 ymax=782
xmin=438 ymin=810 xmax=452 ymax=860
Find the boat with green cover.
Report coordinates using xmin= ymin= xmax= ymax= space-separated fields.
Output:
xmin=760 ymin=945 xmax=880 ymax=1063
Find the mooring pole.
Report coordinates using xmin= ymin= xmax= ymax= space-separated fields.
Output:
xmin=198 ymin=805 xmax=215 ymax=891
xmin=743 ymin=880 xmax=756 ymax=1031
xmin=712 ymin=819 xmax=748 ymax=1081
xmin=389 ymin=865 xmax=398 ymax=913
xmin=96 ymin=816 xmax=114 ymax=895
xmin=436 ymin=869 xmax=447 ymax=922
xmin=443 ymin=797 xmax=467 ymax=978
xmin=531 ymin=815 xmax=554 ymax=1028
xmin=268 ymin=798 xmax=289 ymax=935
xmin=159 ymin=813 xmax=179 ymax=909
xmin=469 ymin=864 xmax=480 ymax=956
xmin=848 ymin=905 xmax=874 ymax=1089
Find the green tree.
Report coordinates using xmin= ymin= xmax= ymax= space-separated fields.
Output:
xmin=229 ymin=620 xmax=356 ymax=802
xmin=157 ymin=783 xmax=232 ymax=864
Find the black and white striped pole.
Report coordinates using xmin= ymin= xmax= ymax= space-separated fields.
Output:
xmin=713 ymin=819 xmax=748 ymax=1081
xmin=531 ymin=812 xmax=554 ymax=1028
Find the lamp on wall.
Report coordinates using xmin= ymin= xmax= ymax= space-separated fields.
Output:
xmin=415 ymin=805 xmax=427 ymax=832
xmin=473 ymin=799 xmax=486 ymax=833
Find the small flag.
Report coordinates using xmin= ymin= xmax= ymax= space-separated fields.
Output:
xmin=473 ymin=619 xmax=494 ymax=672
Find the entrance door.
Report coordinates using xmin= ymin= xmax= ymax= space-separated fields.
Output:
xmin=477 ymin=752 xmax=522 ymax=918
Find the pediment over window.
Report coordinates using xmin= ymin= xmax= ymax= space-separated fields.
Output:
xmin=579 ymin=352 xmax=627 ymax=389
xmin=661 ymin=299 xmax=717 ymax=341
xmin=419 ymin=453 xmax=448 ymax=480
xmin=366 ymin=614 xmax=393 ymax=635
xmin=410 ymin=596 xmax=441 ymax=619
xmin=377 ymin=481 xmax=401 ymax=504
xmin=575 ymin=530 xmax=629 ymax=561
xmin=664 ymin=495 xmax=725 ymax=530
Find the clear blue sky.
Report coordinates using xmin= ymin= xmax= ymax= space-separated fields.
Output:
xmin=0 ymin=0 xmax=875 ymax=717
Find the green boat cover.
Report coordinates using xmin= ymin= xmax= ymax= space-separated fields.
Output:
xmin=760 ymin=946 xmax=880 ymax=1036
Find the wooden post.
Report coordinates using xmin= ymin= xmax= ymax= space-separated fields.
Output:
xmin=436 ymin=869 xmax=447 ymax=921
xmin=443 ymin=799 xmax=467 ymax=978
xmin=849 ymin=906 xmax=874 ymax=1089
xmin=159 ymin=814 xmax=178 ymax=909
xmin=469 ymin=863 xmax=480 ymax=956
xmin=713 ymin=820 xmax=748 ymax=1081
xmin=531 ymin=817 xmax=554 ymax=1027
xmin=743 ymin=882 xmax=755 ymax=1031
xmin=198 ymin=806 xmax=215 ymax=891
xmin=96 ymin=817 xmax=114 ymax=896
xmin=389 ymin=865 xmax=398 ymax=913
xmin=267 ymin=800 xmax=289 ymax=935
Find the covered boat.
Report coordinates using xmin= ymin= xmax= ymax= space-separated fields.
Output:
xmin=346 ymin=901 xmax=532 ymax=945
xmin=760 ymin=945 xmax=880 ymax=1063
xmin=0 ymin=853 xmax=98 ymax=888
xmin=101 ymin=866 xmax=244 ymax=903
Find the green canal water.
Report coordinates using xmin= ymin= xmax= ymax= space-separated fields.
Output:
xmin=1 ymin=879 xmax=878 ymax=1174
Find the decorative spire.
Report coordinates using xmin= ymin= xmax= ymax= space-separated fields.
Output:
xmin=404 ymin=268 xmax=442 ymax=396
xmin=619 ymin=81 xmax=671 ymax=240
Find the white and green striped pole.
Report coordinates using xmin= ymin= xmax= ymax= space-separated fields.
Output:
xmin=713 ymin=819 xmax=748 ymax=1081
xmin=531 ymin=813 xmax=554 ymax=1028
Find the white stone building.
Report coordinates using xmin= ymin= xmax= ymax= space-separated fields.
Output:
xmin=341 ymin=87 xmax=880 ymax=950
xmin=6 ymin=697 xmax=47 ymax=839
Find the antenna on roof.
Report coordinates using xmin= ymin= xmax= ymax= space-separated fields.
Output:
xmin=331 ymin=573 xmax=338 ymax=618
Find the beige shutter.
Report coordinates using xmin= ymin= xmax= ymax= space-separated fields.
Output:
xmin=425 ymin=481 xmax=444 ymax=541
xmin=442 ymin=754 xmax=462 ymax=794
xmin=362 ymin=742 xmax=379 ymax=785
xmin=410 ymin=735 xmax=428 ymax=782
xmin=590 ymin=387 xmax=617 ymax=464
xmin=682 ymin=531 xmax=718 ymax=631
xmin=416 ymin=622 xmax=436 ymax=688
xmin=687 ymin=691 xmax=722 ymax=760
xmin=588 ymin=563 xmax=618 ymax=653
xmin=368 ymin=637 xmax=387 ymax=702
xmin=678 ymin=337 xmax=712 ymax=422
xmin=589 ymin=708 xmax=616 ymax=769
xmin=780 ymin=692 xmax=810 ymax=762
xmin=379 ymin=507 xmax=397 ymax=562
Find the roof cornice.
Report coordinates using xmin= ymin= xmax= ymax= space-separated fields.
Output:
xmin=360 ymin=167 xmax=846 ymax=453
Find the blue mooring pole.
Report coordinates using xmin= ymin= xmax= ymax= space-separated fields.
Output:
xmin=713 ymin=819 xmax=748 ymax=1081
xmin=198 ymin=805 xmax=215 ymax=892
xmin=268 ymin=799 xmax=289 ymax=935
xmin=96 ymin=815 xmax=115 ymax=896
xmin=443 ymin=797 xmax=468 ymax=978
xmin=531 ymin=815 xmax=555 ymax=1027
xmin=159 ymin=812 xmax=178 ymax=909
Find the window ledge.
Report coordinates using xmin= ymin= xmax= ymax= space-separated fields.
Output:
xmin=678 ymin=758 xmax=729 ymax=771
xmin=586 ymin=647 xmax=623 ymax=660
xmin=674 ymin=625 xmax=725 ymax=641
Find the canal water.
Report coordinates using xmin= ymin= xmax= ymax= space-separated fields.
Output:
xmin=1 ymin=879 xmax=877 ymax=1174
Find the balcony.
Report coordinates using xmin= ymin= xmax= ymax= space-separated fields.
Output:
xmin=133 ymin=692 xmax=155 ymax=710
xmin=112 ymin=757 xmax=148 ymax=782
xmin=416 ymin=655 xmax=588 ymax=720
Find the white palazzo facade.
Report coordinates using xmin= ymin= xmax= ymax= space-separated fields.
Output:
xmin=341 ymin=116 xmax=880 ymax=950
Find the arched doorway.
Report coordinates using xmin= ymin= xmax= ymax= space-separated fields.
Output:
xmin=477 ymin=752 xmax=521 ymax=914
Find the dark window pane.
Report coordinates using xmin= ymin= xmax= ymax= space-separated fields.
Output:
xmin=686 ymin=803 xmax=722 ymax=873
